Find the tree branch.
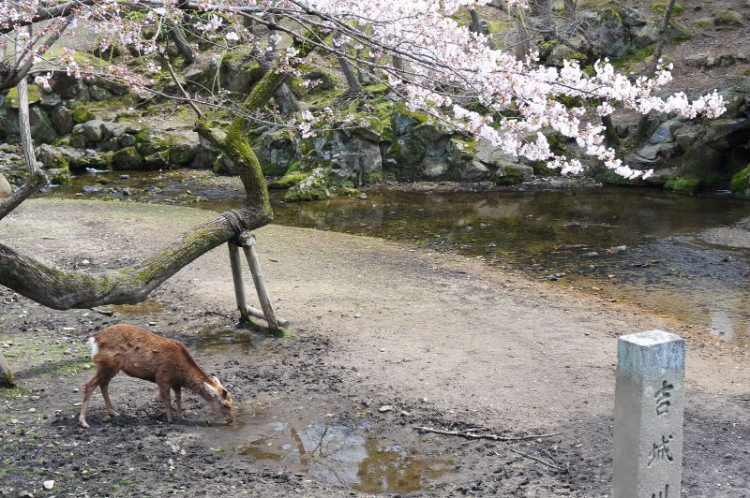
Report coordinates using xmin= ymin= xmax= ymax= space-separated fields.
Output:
xmin=0 ymin=27 xmax=47 ymax=221
xmin=0 ymin=29 xmax=323 ymax=311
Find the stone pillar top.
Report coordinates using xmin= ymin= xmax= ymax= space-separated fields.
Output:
xmin=618 ymin=330 xmax=685 ymax=375
xmin=621 ymin=330 xmax=683 ymax=347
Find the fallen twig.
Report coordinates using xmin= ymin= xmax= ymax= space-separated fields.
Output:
xmin=494 ymin=448 xmax=565 ymax=472
xmin=414 ymin=426 xmax=560 ymax=442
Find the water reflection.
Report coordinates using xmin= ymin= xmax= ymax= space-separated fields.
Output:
xmin=225 ymin=405 xmax=454 ymax=493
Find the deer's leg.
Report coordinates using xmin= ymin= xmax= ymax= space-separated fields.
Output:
xmin=80 ymin=366 xmax=113 ymax=428
xmin=100 ymin=378 xmax=119 ymax=419
xmin=158 ymin=385 xmax=174 ymax=423
xmin=173 ymin=387 xmax=184 ymax=420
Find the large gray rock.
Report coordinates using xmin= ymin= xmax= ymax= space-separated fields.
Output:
xmin=496 ymin=163 xmax=534 ymax=185
xmin=703 ymin=119 xmax=750 ymax=150
xmin=580 ymin=9 xmax=633 ymax=59
xmin=89 ymin=85 xmax=113 ymax=102
xmin=0 ymin=173 xmax=11 ymax=198
xmin=422 ymin=158 xmax=450 ymax=179
xmin=476 ymin=143 xmax=519 ymax=167
xmin=39 ymin=92 xmax=62 ymax=108
xmin=102 ymin=121 xmax=139 ymax=138
xmin=460 ymin=160 xmax=490 ymax=181
xmin=50 ymin=105 xmax=74 ymax=134
xmin=626 ymin=142 xmax=680 ymax=166
xmin=633 ymin=23 xmax=659 ymax=47
xmin=254 ymin=129 xmax=298 ymax=176
xmin=112 ymin=147 xmax=142 ymax=170
xmin=29 ymin=107 xmax=57 ymax=144
xmin=329 ymin=135 xmax=383 ymax=186
xmin=225 ymin=60 xmax=263 ymax=94
xmin=650 ymin=119 xmax=683 ymax=144
xmin=36 ymin=144 xmax=106 ymax=171
xmin=673 ymin=128 xmax=699 ymax=150
xmin=168 ymin=143 xmax=196 ymax=166
xmin=81 ymin=120 xmax=107 ymax=143
xmin=680 ymin=143 xmax=722 ymax=173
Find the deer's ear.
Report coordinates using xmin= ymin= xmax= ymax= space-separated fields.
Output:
xmin=203 ymin=382 xmax=220 ymax=398
xmin=211 ymin=376 xmax=223 ymax=388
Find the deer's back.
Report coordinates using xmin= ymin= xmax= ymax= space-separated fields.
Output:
xmin=93 ymin=325 xmax=191 ymax=384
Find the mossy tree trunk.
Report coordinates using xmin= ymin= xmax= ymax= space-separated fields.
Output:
xmin=0 ymin=34 xmax=322 ymax=311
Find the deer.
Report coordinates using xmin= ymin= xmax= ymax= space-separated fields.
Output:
xmin=79 ymin=324 xmax=233 ymax=428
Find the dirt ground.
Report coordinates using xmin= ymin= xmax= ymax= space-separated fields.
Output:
xmin=1 ymin=199 xmax=750 ymax=497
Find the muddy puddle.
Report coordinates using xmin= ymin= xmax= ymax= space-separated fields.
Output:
xmin=208 ymin=402 xmax=455 ymax=493
xmin=42 ymin=170 xmax=750 ymax=344
xmin=183 ymin=327 xmax=262 ymax=354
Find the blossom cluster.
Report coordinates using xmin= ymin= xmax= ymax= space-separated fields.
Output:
xmin=1 ymin=0 xmax=726 ymax=177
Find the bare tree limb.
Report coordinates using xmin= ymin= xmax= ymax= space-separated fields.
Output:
xmin=414 ymin=426 xmax=560 ymax=442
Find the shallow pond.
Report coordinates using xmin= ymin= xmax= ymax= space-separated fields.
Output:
xmin=42 ymin=171 xmax=750 ymax=345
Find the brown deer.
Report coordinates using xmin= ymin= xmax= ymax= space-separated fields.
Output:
xmin=79 ymin=324 xmax=233 ymax=428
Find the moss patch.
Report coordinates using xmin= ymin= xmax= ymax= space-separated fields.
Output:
xmin=268 ymin=173 xmax=310 ymax=190
xmin=650 ymin=1 xmax=683 ymax=16
xmin=730 ymin=165 xmax=750 ymax=196
xmin=7 ymin=85 xmax=42 ymax=107
xmin=664 ymin=175 xmax=702 ymax=193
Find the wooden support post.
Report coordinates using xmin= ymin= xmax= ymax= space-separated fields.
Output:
xmin=228 ymin=242 xmax=250 ymax=321
xmin=240 ymin=234 xmax=280 ymax=331
xmin=0 ymin=351 xmax=16 ymax=389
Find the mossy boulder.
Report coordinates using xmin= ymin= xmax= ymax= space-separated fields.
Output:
xmin=547 ymin=45 xmax=587 ymax=66
xmin=664 ymin=175 xmax=702 ymax=193
xmin=254 ymin=129 xmax=298 ymax=176
xmin=7 ymin=85 xmax=42 ymax=108
xmin=460 ymin=160 xmax=490 ymax=181
xmin=89 ymin=85 xmax=113 ymax=102
xmin=72 ymin=105 xmax=94 ymax=124
xmin=29 ymin=107 xmax=58 ymax=144
xmin=50 ymin=106 xmax=74 ymax=134
xmin=580 ymin=8 xmax=633 ymax=59
xmin=47 ymin=167 xmax=72 ymax=184
xmin=680 ymin=143 xmax=722 ymax=174
xmin=730 ymin=165 xmax=750 ymax=197
xmin=168 ymin=143 xmax=196 ymax=166
xmin=269 ymin=173 xmax=310 ymax=190
xmin=36 ymin=144 xmax=107 ymax=172
xmin=284 ymin=168 xmax=331 ymax=202
xmin=112 ymin=147 xmax=142 ymax=170
xmin=715 ymin=10 xmax=744 ymax=29
xmin=495 ymin=164 xmax=534 ymax=185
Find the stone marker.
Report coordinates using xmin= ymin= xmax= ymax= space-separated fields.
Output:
xmin=614 ymin=330 xmax=685 ymax=498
